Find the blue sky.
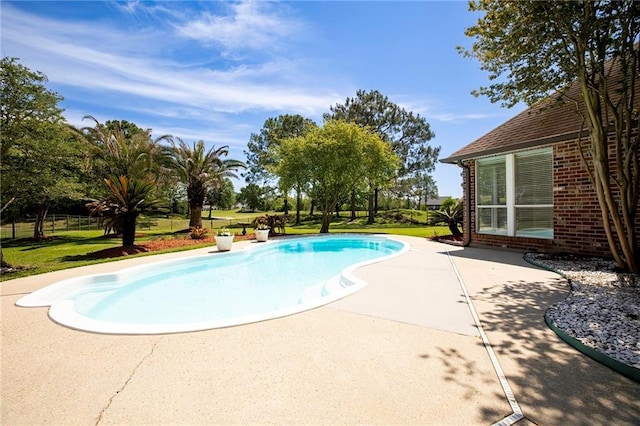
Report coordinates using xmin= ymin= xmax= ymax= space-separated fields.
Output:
xmin=1 ymin=0 xmax=525 ymax=198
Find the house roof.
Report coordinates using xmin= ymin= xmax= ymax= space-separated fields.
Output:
xmin=440 ymin=59 xmax=639 ymax=164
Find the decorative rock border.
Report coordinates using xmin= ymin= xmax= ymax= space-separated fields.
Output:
xmin=544 ymin=315 xmax=639 ymax=382
xmin=525 ymin=254 xmax=640 ymax=383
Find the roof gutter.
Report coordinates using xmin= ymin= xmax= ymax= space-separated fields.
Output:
xmin=457 ymin=160 xmax=472 ymax=247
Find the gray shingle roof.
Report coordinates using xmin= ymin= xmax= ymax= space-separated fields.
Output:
xmin=440 ymin=60 xmax=638 ymax=164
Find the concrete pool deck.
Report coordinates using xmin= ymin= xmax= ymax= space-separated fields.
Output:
xmin=1 ymin=235 xmax=639 ymax=425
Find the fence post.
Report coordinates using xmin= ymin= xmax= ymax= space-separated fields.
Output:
xmin=12 ymin=222 xmax=16 ymax=240
xmin=78 ymin=216 xmax=81 ymax=231
xmin=52 ymin=214 xmax=55 ymax=234
xmin=66 ymin=215 xmax=70 ymax=231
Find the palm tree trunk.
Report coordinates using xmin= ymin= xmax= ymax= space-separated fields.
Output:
xmin=190 ymin=205 xmax=203 ymax=228
xmin=122 ymin=213 xmax=137 ymax=246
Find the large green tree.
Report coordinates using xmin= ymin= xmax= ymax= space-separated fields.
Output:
xmin=244 ymin=114 xmax=317 ymax=223
xmin=324 ymin=89 xmax=439 ymax=222
xmin=168 ymin=139 xmax=245 ymax=228
xmin=461 ymin=0 xmax=640 ymax=272
xmin=206 ymin=178 xmax=236 ymax=212
xmin=277 ymin=120 xmax=399 ymax=233
xmin=1 ymin=57 xmax=85 ymax=240
xmin=237 ymin=183 xmax=265 ymax=212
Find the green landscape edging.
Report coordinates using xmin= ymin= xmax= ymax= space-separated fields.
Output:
xmin=524 ymin=254 xmax=640 ymax=383
xmin=544 ymin=314 xmax=640 ymax=383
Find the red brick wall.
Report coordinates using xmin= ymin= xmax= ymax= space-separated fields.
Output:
xmin=462 ymin=136 xmax=640 ymax=257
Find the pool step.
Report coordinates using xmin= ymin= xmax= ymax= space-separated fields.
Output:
xmin=298 ymin=275 xmax=346 ymax=304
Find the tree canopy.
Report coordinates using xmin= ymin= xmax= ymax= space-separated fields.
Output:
xmin=1 ymin=57 xmax=64 ymax=158
xmin=168 ymin=139 xmax=245 ymax=228
xmin=244 ymin=114 xmax=317 ymax=223
xmin=324 ymin=89 xmax=439 ymax=221
xmin=1 ymin=57 xmax=85 ymax=239
xmin=276 ymin=120 xmax=399 ymax=233
xmin=461 ymin=0 xmax=640 ymax=272
xmin=324 ymin=89 xmax=438 ymax=181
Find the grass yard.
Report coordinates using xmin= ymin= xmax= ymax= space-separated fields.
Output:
xmin=1 ymin=209 xmax=450 ymax=281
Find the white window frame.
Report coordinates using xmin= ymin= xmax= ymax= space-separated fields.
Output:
xmin=476 ymin=147 xmax=553 ymax=239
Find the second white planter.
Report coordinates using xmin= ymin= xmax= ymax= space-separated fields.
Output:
xmin=214 ymin=235 xmax=234 ymax=251
xmin=255 ymin=229 xmax=269 ymax=242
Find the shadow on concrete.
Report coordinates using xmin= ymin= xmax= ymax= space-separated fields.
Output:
xmin=472 ymin=275 xmax=640 ymax=424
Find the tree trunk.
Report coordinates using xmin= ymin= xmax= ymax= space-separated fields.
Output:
xmin=320 ymin=209 xmax=331 ymax=233
xmin=33 ymin=204 xmax=49 ymax=239
xmin=190 ymin=204 xmax=203 ymax=228
xmin=374 ymin=188 xmax=379 ymax=214
xmin=367 ymin=193 xmax=375 ymax=224
xmin=309 ymin=199 xmax=315 ymax=216
xmin=449 ymin=219 xmax=463 ymax=239
xmin=350 ymin=190 xmax=357 ymax=220
xmin=295 ymin=188 xmax=302 ymax=224
xmin=122 ymin=213 xmax=137 ymax=246
xmin=0 ymin=197 xmax=15 ymax=268
xmin=283 ymin=197 xmax=289 ymax=216
xmin=0 ymin=248 xmax=7 ymax=268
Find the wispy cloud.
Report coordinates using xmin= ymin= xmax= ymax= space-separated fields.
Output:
xmin=430 ymin=112 xmax=494 ymax=122
xmin=1 ymin=3 xmax=342 ymax=120
xmin=173 ymin=1 xmax=302 ymax=54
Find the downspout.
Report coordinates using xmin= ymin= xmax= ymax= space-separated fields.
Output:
xmin=457 ymin=160 xmax=472 ymax=247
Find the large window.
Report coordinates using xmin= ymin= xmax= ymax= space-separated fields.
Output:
xmin=476 ymin=147 xmax=553 ymax=239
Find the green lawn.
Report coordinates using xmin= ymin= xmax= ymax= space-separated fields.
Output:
xmin=1 ymin=210 xmax=450 ymax=281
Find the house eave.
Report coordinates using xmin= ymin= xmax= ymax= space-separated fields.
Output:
xmin=440 ymin=130 xmax=582 ymax=164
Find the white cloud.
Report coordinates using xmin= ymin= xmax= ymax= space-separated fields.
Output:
xmin=1 ymin=4 xmax=341 ymax=119
xmin=174 ymin=1 xmax=301 ymax=53
xmin=430 ymin=112 xmax=494 ymax=122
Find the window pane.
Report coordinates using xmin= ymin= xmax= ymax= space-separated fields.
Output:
xmin=477 ymin=157 xmax=506 ymax=205
xmin=516 ymin=207 xmax=553 ymax=239
xmin=477 ymin=207 xmax=508 ymax=234
xmin=515 ymin=149 xmax=552 ymax=205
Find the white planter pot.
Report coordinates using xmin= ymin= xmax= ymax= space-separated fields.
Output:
xmin=255 ymin=229 xmax=270 ymax=242
xmin=214 ymin=235 xmax=234 ymax=251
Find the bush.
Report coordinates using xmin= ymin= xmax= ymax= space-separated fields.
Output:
xmin=189 ymin=226 xmax=209 ymax=240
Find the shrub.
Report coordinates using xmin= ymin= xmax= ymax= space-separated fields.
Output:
xmin=189 ymin=226 xmax=209 ymax=240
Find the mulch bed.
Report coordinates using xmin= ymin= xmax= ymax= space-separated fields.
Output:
xmin=86 ymin=234 xmax=255 ymax=259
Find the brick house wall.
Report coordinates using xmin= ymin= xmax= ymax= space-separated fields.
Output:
xmin=462 ymin=135 xmax=640 ymax=257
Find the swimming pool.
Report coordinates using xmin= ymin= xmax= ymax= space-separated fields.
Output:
xmin=17 ymin=235 xmax=408 ymax=334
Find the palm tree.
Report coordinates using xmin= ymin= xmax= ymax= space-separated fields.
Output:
xmin=87 ymin=176 xmax=165 ymax=246
xmin=168 ymin=139 xmax=245 ymax=228
xmin=80 ymin=115 xmax=172 ymax=181
xmin=431 ymin=200 xmax=463 ymax=240
xmin=79 ymin=116 xmax=173 ymax=244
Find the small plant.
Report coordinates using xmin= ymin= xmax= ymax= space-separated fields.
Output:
xmin=431 ymin=200 xmax=463 ymax=239
xmin=252 ymin=214 xmax=287 ymax=235
xmin=189 ymin=226 xmax=209 ymax=240
xmin=217 ymin=227 xmax=232 ymax=236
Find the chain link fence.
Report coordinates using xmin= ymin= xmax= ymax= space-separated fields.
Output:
xmin=0 ymin=215 xmax=240 ymax=241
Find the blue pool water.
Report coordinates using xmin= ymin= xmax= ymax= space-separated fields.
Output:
xmin=18 ymin=235 xmax=407 ymax=334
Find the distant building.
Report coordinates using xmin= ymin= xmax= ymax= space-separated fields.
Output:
xmin=425 ymin=197 xmax=452 ymax=211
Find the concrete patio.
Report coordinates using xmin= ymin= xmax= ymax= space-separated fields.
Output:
xmin=1 ymin=236 xmax=639 ymax=425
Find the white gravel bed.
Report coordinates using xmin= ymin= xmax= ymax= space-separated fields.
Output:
xmin=525 ymin=253 xmax=640 ymax=369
